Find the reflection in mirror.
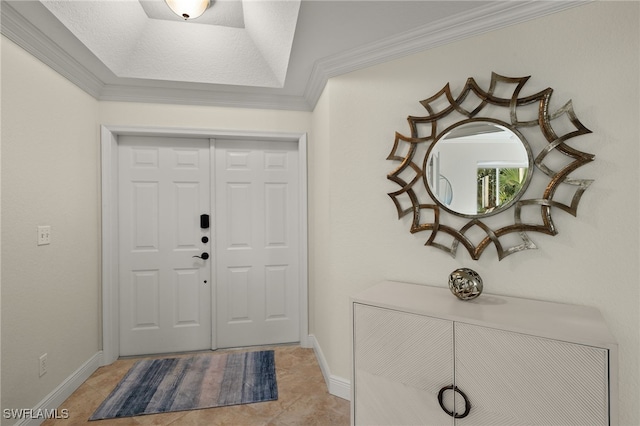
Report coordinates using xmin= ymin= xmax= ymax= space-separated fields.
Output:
xmin=425 ymin=121 xmax=532 ymax=217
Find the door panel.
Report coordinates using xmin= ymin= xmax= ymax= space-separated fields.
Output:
xmin=132 ymin=182 xmax=159 ymax=250
xmin=227 ymin=183 xmax=252 ymax=247
xmin=215 ymin=139 xmax=299 ymax=348
xmin=353 ymin=304 xmax=454 ymax=426
xmin=455 ymin=323 xmax=609 ymax=426
xmin=132 ymin=270 xmax=159 ymax=328
xmin=119 ymin=136 xmax=211 ymax=356
xmin=175 ymin=268 xmax=201 ymax=325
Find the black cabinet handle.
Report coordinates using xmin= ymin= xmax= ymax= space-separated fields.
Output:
xmin=437 ymin=385 xmax=471 ymax=419
xmin=192 ymin=252 xmax=209 ymax=260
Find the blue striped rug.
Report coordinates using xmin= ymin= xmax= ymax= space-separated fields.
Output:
xmin=89 ymin=350 xmax=277 ymax=420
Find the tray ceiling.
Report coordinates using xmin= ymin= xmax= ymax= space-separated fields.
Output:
xmin=1 ymin=0 xmax=587 ymax=111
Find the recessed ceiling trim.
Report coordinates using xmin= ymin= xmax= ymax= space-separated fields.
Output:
xmin=40 ymin=0 xmax=299 ymax=88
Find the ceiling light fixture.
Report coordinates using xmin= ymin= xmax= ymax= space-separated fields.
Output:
xmin=165 ymin=0 xmax=210 ymax=20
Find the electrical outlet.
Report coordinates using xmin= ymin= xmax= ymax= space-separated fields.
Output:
xmin=37 ymin=226 xmax=51 ymax=246
xmin=39 ymin=353 xmax=48 ymax=377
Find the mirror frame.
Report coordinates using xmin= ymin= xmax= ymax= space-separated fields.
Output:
xmin=387 ymin=73 xmax=594 ymax=260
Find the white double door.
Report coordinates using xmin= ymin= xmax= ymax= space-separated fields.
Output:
xmin=118 ymin=136 xmax=300 ymax=356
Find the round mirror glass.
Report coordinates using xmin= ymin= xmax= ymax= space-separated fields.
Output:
xmin=424 ymin=120 xmax=532 ymax=217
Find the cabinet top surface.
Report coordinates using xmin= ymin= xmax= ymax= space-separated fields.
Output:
xmin=352 ymin=281 xmax=616 ymax=348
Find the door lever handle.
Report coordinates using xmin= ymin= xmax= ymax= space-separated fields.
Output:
xmin=192 ymin=252 xmax=209 ymax=260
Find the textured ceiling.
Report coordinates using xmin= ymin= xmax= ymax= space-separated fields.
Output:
xmin=40 ymin=0 xmax=300 ymax=87
xmin=1 ymin=0 xmax=588 ymax=111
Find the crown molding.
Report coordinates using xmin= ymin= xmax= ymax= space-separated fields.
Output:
xmin=3 ymin=1 xmax=589 ymax=112
xmin=303 ymin=0 xmax=590 ymax=108
xmin=1 ymin=1 xmax=105 ymax=97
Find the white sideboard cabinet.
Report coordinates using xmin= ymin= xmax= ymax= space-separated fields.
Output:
xmin=351 ymin=281 xmax=618 ymax=426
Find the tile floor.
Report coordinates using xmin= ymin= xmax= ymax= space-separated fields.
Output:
xmin=42 ymin=345 xmax=350 ymax=426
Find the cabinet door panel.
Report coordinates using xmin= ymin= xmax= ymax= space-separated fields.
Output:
xmin=455 ymin=322 xmax=609 ymax=426
xmin=354 ymin=304 xmax=454 ymax=425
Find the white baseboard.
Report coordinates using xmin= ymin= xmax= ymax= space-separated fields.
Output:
xmin=13 ymin=352 xmax=103 ymax=426
xmin=10 ymin=341 xmax=344 ymax=425
xmin=309 ymin=334 xmax=351 ymax=401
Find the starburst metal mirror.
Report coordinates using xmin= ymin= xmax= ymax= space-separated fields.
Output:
xmin=387 ymin=73 xmax=594 ymax=260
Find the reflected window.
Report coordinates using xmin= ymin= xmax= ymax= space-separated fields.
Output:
xmin=477 ymin=167 xmax=527 ymax=214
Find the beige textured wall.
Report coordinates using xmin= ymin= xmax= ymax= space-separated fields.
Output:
xmin=2 ymin=2 xmax=639 ymax=425
xmin=1 ymin=34 xmax=312 ymax=421
xmin=0 ymin=28 xmax=3 ymax=415
xmin=308 ymin=2 xmax=639 ymax=424
xmin=1 ymin=36 xmax=100 ymax=422
xmin=98 ymin=102 xmax=311 ymax=135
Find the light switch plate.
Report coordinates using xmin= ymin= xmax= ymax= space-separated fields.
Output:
xmin=37 ymin=226 xmax=51 ymax=245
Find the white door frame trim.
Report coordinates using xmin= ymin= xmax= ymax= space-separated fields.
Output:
xmin=100 ymin=125 xmax=309 ymax=365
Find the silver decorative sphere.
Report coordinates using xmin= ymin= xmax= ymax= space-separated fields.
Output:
xmin=448 ymin=268 xmax=483 ymax=300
